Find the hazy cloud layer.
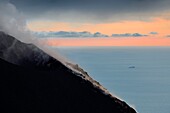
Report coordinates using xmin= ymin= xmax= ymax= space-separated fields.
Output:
xmin=166 ymin=35 xmax=170 ymax=37
xmin=10 ymin=0 xmax=170 ymax=23
xmin=33 ymin=31 xmax=148 ymax=38
xmin=111 ymin=33 xmax=148 ymax=37
xmin=150 ymin=32 xmax=158 ymax=35
xmin=33 ymin=31 xmax=108 ymax=38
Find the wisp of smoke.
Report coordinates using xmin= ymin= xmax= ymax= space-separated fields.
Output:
xmin=0 ymin=0 xmax=66 ymax=65
xmin=0 ymin=0 xmax=33 ymax=43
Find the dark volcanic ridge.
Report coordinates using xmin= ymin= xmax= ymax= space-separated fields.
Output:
xmin=0 ymin=31 xmax=137 ymax=113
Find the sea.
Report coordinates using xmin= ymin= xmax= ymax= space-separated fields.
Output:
xmin=54 ymin=47 xmax=170 ymax=113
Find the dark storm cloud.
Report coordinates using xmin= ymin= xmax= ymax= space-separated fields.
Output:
xmin=9 ymin=0 xmax=170 ymax=22
xmin=10 ymin=0 xmax=170 ymax=12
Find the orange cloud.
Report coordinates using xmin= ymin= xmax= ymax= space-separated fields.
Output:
xmin=28 ymin=17 xmax=170 ymax=46
xmin=28 ymin=18 xmax=170 ymax=36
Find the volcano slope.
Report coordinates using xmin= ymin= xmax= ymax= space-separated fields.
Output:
xmin=0 ymin=31 xmax=136 ymax=113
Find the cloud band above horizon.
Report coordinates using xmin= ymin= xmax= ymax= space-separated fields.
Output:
xmin=10 ymin=0 xmax=170 ymax=23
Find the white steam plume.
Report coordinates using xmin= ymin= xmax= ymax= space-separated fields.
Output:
xmin=0 ymin=0 xmax=33 ymax=43
xmin=0 ymin=0 xmax=66 ymax=64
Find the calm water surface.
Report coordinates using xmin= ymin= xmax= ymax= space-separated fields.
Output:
xmin=55 ymin=47 xmax=170 ymax=113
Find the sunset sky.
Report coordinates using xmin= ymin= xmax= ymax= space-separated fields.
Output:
xmin=10 ymin=0 xmax=170 ymax=46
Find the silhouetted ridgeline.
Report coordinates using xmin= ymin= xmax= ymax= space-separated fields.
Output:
xmin=0 ymin=31 xmax=136 ymax=113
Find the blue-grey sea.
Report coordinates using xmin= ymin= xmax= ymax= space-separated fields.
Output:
xmin=55 ymin=47 xmax=170 ymax=113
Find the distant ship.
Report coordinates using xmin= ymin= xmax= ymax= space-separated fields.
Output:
xmin=129 ymin=66 xmax=135 ymax=68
